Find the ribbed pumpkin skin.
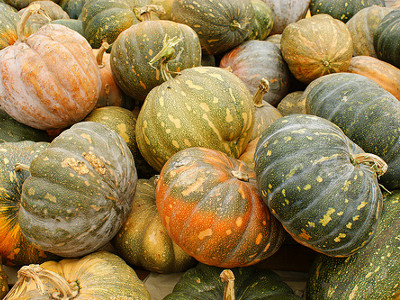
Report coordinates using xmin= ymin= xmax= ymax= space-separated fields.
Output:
xmin=7 ymin=251 xmax=151 ymax=299
xmin=0 ymin=24 xmax=101 ymax=130
xmin=310 ymin=0 xmax=386 ymax=23
xmin=305 ymin=72 xmax=400 ymax=190
xmin=0 ymin=6 xmax=19 ymax=50
xmin=261 ymin=0 xmax=311 ymax=35
xmin=255 ymin=114 xmax=383 ymax=257
xmin=346 ymin=5 xmax=393 ymax=57
xmin=248 ymin=0 xmax=274 ymax=41
xmin=348 ymin=55 xmax=400 ymax=101
xmin=219 ymin=40 xmax=291 ymax=107
xmin=171 ymin=0 xmax=255 ymax=55
xmin=0 ymin=258 xmax=7 ymax=299
xmin=110 ymin=20 xmax=201 ymax=104
xmin=135 ymin=66 xmax=255 ymax=172
xmin=280 ymin=14 xmax=353 ymax=84
xmin=306 ymin=190 xmax=400 ymax=300
xmin=164 ymin=263 xmax=302 ymax=299
xmin=374 ymin=7 xmax=400 ymax=69
xmin=113 ymin=177 xmax=196 ymax=273
xmin=0 ymin=141 xmax=60 ymax=267
xmin=18 ymin=122 xmax=137 ymax=257
xmin=156 ymin=147 xmax=285 ymax=268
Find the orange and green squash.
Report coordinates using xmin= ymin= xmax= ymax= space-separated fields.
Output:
xmin=18 ymin=121 xmax=137 ymax=257
xmin=255 ymin=114 xmax=385 ymax=257
xmin=0 ymin=5 xmax=19 ymax=50
xmin=156 ymin=147 xmax=285 ymax=268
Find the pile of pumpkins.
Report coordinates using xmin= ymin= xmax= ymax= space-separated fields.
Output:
xmin=0 ymin=0 xmax=399 ymax=298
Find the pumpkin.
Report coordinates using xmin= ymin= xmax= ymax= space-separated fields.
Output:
xmin=58 ymin=0 xmax=85 ymax=19
xmin=248 ymin=0 xmax=274 ymax=41
xmin=306 ymin=190 xmax=400 ymax=300
xmin=156 ymin=147 xmax=285 ymax=268
xmin=0 ymin=258 xmax=7 ymax=299
xmin=280 ymin=14 xmax=353 ymax=84
xmin=305 ymin=72 xmax=400 ymax=190
xmin=79 ymin=0 xmax=150 ymax=49
xmin=164 ymin=263 xmax=302 ymax=299
xmin=150 ymin=0 xmax=173 ymax=19
xmin=310 ymin=0 xmax=386 ymax=23
xmin=110 ymin=11 xmax=201 ymax=104
xmin=347 ymin=55 xmax=400 ymax=101
xmin=5 ymin=251 xmax=151 ymax=299
xmin=135 ymin=66 xmax=255 ymax=172
xmin=0 ymin=4 xmax=101 ymax=130
xmin=346 ymin=5 xmax=393 ymax=57
xmin=255 ymin=114 xmax=385 ymax=257
xmin=171 ymin=0 xmax=255 ymax=55
xmin=84 ymin=106 xmax=157 ymax=179
xmin=18 ymin=121 xmax=137 ymax=257
xmin=219 ymin=40 xmax=291 ymax=107
xmin=4 ymin=0 xmax=60 ymax=10
xmin=0 ymin=5 xmax=19 ymax=50
xmin=112 ymin=176 xmax=196 ymax=273
xmin=51 ymin=17 xmax=84 ymax=36
xmin=0 ymin=141 xmax=60 ymax=267
xmin=374 ymin=7 xmax=400 ymax=69
xmin=261 ymin=0 xmax=311 ymax=35
xmin=276 ymin=91 xmax=306 ymax=116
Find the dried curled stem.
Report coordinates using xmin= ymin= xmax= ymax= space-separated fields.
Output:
xmin=220 ymin=269 xmax=235 ymax=300
xmin=352 ymin=153 xmax=388 ymax=178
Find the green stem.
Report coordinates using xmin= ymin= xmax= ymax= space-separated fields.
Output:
xmin=230 ymin=20 xmax=242 ymax=31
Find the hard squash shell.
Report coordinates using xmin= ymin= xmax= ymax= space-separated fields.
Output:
xmin=255 ymin=114 xmax=383 ymax=257
xmin=18 ymin=121 xmax=137 ymax=258
xmin=0 ymin=23 xmax=101 ymax=130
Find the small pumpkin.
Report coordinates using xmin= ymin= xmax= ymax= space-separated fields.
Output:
xmin=255 ymin=114 xmax=386 ymax=257
xmin=164 ymin=263 xmax=302 ymax=299
xmin=5 ymin=251 xmax=151 ymax=299
xmin=156 ymin=147 xmax=285 ymax=268
xmin=280 ymin=14 xmax=353 ymax=84
xmin=18 ymin=121 xmax=137 ymax=257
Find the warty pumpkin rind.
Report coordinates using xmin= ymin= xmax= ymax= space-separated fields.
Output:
xmin=135 ymin=66 xmax=255 ymax=172
xmin=305 ymin=72 xmax=400 ymax=190
xmin=254 ymin=114 xmax=383 ymax=257
xmin=18 ymin=121 xmax=137 ymax=258
xmin=156 ymin=147 xmax=285 ymax=268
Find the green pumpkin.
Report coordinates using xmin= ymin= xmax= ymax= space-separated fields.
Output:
xmin=51 ymin=18 xmax=84 ymax=36
xmin=0 ymin=141 xmax=59 ymax=267
xmin=310 ymin=0 xmax=386 ymax=23
xmin=254 ymin=114 xmax=385 ymax=257
xmin=248 ymin=0 xmax=274 ymax=41
xmin=59 ymin=0 xmax=86 ymax=19
xmin=306 ymin=190 xmax=400 ymax=299
xmin=164 ymin=263 xmax=302 ymax=299
xmin=0 ymin=5 xmax=19 ymax=50
xmin=305 ymin=72 xmax=400 ymax=190
xmin=135 ymin=66 xmax=255 ymax=172
xmin=171 ymin=0 xmax=255 ymax=55
xmin=374 ymin=7 xmax=400 ymax=68
xmin=112 ymin=176 xmax=196 ymax=273
xmin=18 ymin=121 xmax=137 ymax=258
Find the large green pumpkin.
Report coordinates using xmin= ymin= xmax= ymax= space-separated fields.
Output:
xmin=164 ymin=263 xmax=302 ymax=299
xmin=18 ymin=121 xmax=137 ymax=258
xmin=136 ymin=66 xmax=255 ymax=172
xmin=255 ymin=114 xmax=385 ymax=257
xmin=306 ymin=190 xmax=400 ymax=300
xmin=305 ymin=72 xmax=400 ymax=190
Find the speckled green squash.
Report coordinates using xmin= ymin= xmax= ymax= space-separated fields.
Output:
xmin=310 ymin=0 xmax=386 ymax=23
xmin=135 ymin=66 xmax=255 ymax=172
xmin=0 ymin=141 xmax=59 ymax=267
xmin=304 ymin=72 xmax=400 ymax=190
xmin=0 ymin=5 xmax=19 ymax=50
xmin=51 ymin=18 xmax=84 ymax=36
xmin=306 ymin=190 xmax=400 ymax=300
xmin=59 ymin=0 xmax=85 ymax=19
xmin=248 ymin=0 xmax=274 ymax=40
xmin=18 ymin=121 xmax=137 ymax=258
xmin=254 ymin=114 xmax=384 ymax=257
xmin=110 ymin=19 xmax=201 ymax=104
xmin=112 ymin=176 xmax=196 ymax=273
xmin=280 ymin=14 xmax=353 ymax=84
xmin=346 ymin=5 xmax=393 ymax=57
xmin=374 ymin=7 xmax=400 ymax=69
xmin=164 ymin=263 xmax=302 ymax=299
xmin=171 ymin=0 xmax=255 ymax=55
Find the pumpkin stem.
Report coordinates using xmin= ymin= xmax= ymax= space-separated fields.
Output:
xmin=14 ymin=163 xmax=30 ymax=172
xmin=17 ymin=3 xmax=51 ymax=43
xmin=149 ymin=34 xmax=183 ymax=81
xmin=253 ymin=78 xmax=270 ymax=107
xmin=134 ymin=4 xmax=166 ymax=21
xmin=352 ymin=153 xmax=388 ymax=178
xmin=231 ymin=170 xmax=250 ymax=182
xmin=4 ymin=264 xmax=79 ymax=300
xmin=220 ymin=269 xmax=235 ymax=300
xmin=96 ymin=40 xmax=110 ymax=68
xmin=230 ymin=20 xmax=242 ymax=31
